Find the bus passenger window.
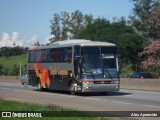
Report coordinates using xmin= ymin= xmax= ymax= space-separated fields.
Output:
xmin=64 ymin=48 xmax=72 ymax=62
xmin=52 ymin=49 xmax=56 ymax=62
xmin=29 ymin=51 xmax=35 ymax=63
xmin=68 ymin=50 xmax=72 ymax=62
xmin=55 ymin=49 xmax=60 ymax=62
xmin=35 ymin=50 xmax=41 ymax=62
xmin=41 ymin=50 xmax=48 ymax=62
xmin=48 ymin=49 xmax=53 ymax=62
xmin=64 ymin=49 xmax=68 ymax=61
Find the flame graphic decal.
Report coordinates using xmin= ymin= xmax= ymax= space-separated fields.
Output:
xmin=34 ymin=63 xmax=50 ymax=88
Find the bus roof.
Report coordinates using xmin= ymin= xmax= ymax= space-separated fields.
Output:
xmin=29 ymin=39 xmax=116 ymax=50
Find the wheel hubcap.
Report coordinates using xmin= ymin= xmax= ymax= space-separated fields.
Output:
xmin=38 ymin=83 xmax=41 ymax=90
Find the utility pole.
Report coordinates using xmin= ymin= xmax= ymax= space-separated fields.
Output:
xmin=20 ymin=61 xmax=21 ymax=76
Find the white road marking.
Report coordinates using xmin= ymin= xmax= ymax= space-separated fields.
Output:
xmin=124 ymin=95 xmax=133 ymax=97
xmin=58 ymin=94 xmax=75 ymax=97
xmin=111 ymin=101 xmax=133 ymax=105
xmin=122 ymin=89 xmax=159 ymax=94
xmin=143 ymin=105 xmax=160 ymax=109
xmin=84 ymin=97 xmax=101 ymax=101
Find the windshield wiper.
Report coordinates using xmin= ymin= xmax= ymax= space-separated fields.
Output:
xmin=104 ymin=67 xmax=113 ymax=80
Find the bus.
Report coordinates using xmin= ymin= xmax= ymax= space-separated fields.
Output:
xmin=28 ymin=39 xmax=120 ymax=94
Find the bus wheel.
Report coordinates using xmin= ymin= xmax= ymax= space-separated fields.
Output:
xmin=37 ymin=80 xmax=42 ymax=91
xmin=69 ymin=82 xmax=76 ymax=95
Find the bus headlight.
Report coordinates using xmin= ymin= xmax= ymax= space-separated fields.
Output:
xmin=113 ymin=80 xmax=119 ymax=84
xmin=83 ymin=81 xmax=93 ymax=84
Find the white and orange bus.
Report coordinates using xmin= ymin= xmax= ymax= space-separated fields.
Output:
xmin=28 ymin=39 xmax=120 ymax=94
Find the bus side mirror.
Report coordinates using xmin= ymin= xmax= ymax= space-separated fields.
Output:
xmin=75 ymin=56 xmax=82 ymax=63
xmin=75 ymin=56 xmax=80 ymax=59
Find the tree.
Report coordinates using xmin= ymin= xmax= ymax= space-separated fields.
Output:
xmin=0 ymin=64 xmax=3 ymax=75
xmin=50 ymin=10 xmax=93 ymax=43
xmin=148 ymin=12 xmax=160 ymax=39
xmin=3 ymin=47 xmax=10 ymax=59
xmin=139 ymin=40 xmax=160 ymax=78
xmin=50 ymin=13 xmax=61 ymax=42
xmin=76 ymin=17 xmax=147 ymax=71
xmin=61 ymin=11 xmax=70 ymax=40
xmin=130 ymin=0 xmax=160 ymax=77
xmin=130 ymin=0 xmax=160 ymax=40
xmin=76 ymin=18 xmax=110 ymax=41
xmin=69 ymin=10 xmax=83 ymax=38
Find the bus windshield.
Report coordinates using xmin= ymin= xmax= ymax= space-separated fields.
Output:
xmin=81 ymin=46 xmax=119 ymax=79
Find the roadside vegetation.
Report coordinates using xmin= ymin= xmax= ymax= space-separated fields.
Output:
xmin=0 ymin=54 xmax=27 ymax=76
xmin=0 ymin=99 xmax=109 ymax=120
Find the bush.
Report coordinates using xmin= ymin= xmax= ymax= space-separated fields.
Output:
xmin=120 ymin=63 xmax=134 ymax=78
xmin=9 ymin=64 xmax=19 ymax=76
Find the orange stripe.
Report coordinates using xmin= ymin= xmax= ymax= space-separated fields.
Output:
xmin=34 ymin=63 xmax=51 ymax=88
xmin=34 ymin=63 xmax=39 ymax=77
xmin=39 ymin=63 xmax=43 ymax=73
xmin=43 ymin=69 xmax=48 ymax=83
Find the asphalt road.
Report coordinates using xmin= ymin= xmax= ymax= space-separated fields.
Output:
xmin=0 ymin=82 xmax=160 ymax=118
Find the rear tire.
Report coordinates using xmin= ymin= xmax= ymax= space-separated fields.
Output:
xmin=37 ymin=80 xmax=43 ymax=91
xmin=69 ymin=82 xmax=76 ymax=95
xmin=37 ymin=79 xmax=48 ymax=91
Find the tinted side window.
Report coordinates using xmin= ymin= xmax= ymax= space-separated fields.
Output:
xmin=29 ymin=50 xmax=35 ymax=63
xmin=48 ymin=49 xmax=53 ymax=62
xmin=35 ymin=50 xmax=41 ymax=62
xmin=29 ymin=50 xmax=41 ymax=63
xmin=64 ymin=47 xmax=72 ymax=62
xmin=51 ymin=47 xmax=72 ymax=62
xmin=29 ymin=51 xmax=32 ymax=63
xmin=101 ymin=46 xmax=117 ymax=54
xmin=52 ymin=49 xmax=61 ymax=62
xmin=41 ymin=49 xmax=49 ymax=62
xmin=29 ymin=47 xmax=72 ymax=63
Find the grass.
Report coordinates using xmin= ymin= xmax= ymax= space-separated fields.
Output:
xmin=0 ymin=99 xmax=110 ymax=120
xmin=0 ymin=54 xmax=27 ymax=71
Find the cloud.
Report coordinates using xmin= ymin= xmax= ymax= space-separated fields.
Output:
xmin=0 ymin=32 xmax=37 ymax=48
xmin=25 ymin=35 xmax=37 ymax=47
xmin=0 ymin=32 xmax=11 ymax=47
xmin=12 ymin=32 xmax=18 ymax=44
xmin=44 ymin=35 xmax=54 ymax=45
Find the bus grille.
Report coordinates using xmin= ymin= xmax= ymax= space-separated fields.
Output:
xmin=93 ymin=81 xmax=113 ymax=84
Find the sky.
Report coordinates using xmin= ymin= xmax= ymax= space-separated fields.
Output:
xmin=0 ymin=0 xmax=134 ymax=47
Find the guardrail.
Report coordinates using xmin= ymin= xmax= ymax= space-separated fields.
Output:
xmin=0 ymin=76 xmax=160 ymax=92
xmin=120 ymin=78 xmax=160 ymax=92
xmin=0 ymin=76 xmax=20 ymax=83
